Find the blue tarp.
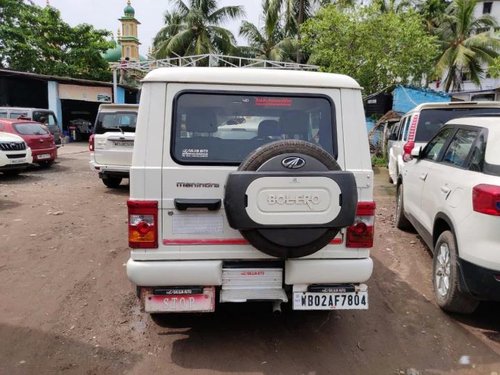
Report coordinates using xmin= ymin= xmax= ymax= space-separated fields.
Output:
xmin=392 ymin=86 xmax=450 ymax=114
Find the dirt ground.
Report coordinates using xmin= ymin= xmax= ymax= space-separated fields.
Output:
xmin=0 ymin=143 xmax=499 ymax=375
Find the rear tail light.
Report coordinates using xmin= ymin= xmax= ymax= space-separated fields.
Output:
xmin=473 ymin=184 xmax=500 ymax=216
xmin=128 ymin=200 xmax=158 ymax=248
xmin=403 ymin=114 xmax=419 ymax=162
xmin=403 ymin=141 xmax=415 ymax=162
xmin=89 ymin=134 xmax=95 ymax=151
xmin=347 ymin=201 xmax=376 ymax=248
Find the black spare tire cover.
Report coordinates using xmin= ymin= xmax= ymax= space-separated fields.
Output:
xmin=224 ymin=140 xmax=358 ymax=258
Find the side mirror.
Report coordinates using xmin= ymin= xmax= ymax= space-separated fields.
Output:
xmin=411 ymin=147 xmax=421 ymax=158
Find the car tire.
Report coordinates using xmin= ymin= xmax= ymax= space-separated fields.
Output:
xmin=102 ymin=176 xmax=122 ymax=188
xmin=395 ymin=183 xmax=412 ymax=230
xmin=225 ymin=140 xmax=357 ymax=259
xmin=433 ymin=230 xmax=478 ymax=314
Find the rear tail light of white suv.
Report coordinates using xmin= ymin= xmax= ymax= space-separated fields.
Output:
xmin=403 ymin=114 xmax=419 ymax=162
xmin=473 ymin=184 xmax=500 ymax=216
xmin=346 ymin=201 xmax=376 ymax=248
xmin=89 ymin=134 xmax=95 ymax=151
xmin=128 ymin=200 xmax=158 ymax=248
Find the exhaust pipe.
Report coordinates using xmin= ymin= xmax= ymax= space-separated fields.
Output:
xmin=272 ymin=301 xmax=282 ymax=315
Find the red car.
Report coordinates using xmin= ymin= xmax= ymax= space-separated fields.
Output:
xmin=0 ymin=119 xmax=57 ymax=166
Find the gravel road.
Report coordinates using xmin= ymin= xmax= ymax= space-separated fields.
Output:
xmin=0 ymin=143 xmax=499 ymax=375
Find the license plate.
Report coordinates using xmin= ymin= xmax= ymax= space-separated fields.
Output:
xmin=37 ymin=154 xmax=50 ymax=160
xmin=144 ymin=287 xmax=215 ymax=313
xmin=293 ymin=291 xmax=368 ymax=310
xmin=10 ymin=158 xmax=25 ymax=164
xmin=113 ymin=141 xmax=133 ymax=147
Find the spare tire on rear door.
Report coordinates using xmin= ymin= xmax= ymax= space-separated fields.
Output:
xmin=224 ymin=140 xmax=358 ymax=258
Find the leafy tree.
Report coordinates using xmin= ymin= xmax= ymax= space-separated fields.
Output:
xmin=0 ymin=1 xmax=112 ymax=81
xmin=239 ymin=1 xmax=297 ymax=61
xmin=435 ymin=0 xmax=500 ymax=91
xmin=301 ymin=5 xmax=439 ymax=93
xmin=372 ymin=0 xmax=412 ymax=13
xmin=153 ymin=0 xmax=244 ymax=58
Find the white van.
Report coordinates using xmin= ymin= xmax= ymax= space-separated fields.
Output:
xmin=0 ymin=107 xmax=62 ymax=147
xmin=127 ymin=68 xmax=375 ymax=314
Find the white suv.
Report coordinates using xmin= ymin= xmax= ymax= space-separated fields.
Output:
xmin=396 ymin=117 xmax=500 ymax=314
xmin=126 ymin=67 xmax=375 ymax=314
xmin=89 ymin=104 xmax=138 ymax=188
xmin=388 ymin=102 xmax=500 ymax=184
xmin=0 ymin=132 xmax=32 ymax=176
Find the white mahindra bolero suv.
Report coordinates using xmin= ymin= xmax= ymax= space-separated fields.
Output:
xmin=89 ymin=104 xmax=138 ymax=188
xmin=127 ymin=67 xmax=375 ymax=314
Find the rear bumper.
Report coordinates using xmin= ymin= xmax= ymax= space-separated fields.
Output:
xmin=459 ymin=258 xmax=500 ymax=301
xmin=32 ymin=147 xmax=57 ymax=162
xmin=127 ymin=258 xmax=373 ymax=287
xmin=89 ymin=160 xmax=130 ymax=178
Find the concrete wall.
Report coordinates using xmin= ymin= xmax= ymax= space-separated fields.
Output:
xmin=47 ymin=81 xmax=63 ymax=130
xmin=116 ymin=87 xmax=125 ymax=104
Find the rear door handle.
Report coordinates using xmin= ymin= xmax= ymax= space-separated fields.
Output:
xmin=419 ymin=173 xmax=428 ymax=181
xmin=174 ymin=199 xmax=221 ymax=211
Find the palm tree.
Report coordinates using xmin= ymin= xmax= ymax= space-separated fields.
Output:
xmin=152 ymin=0 xmax=245 ymax=58
xmin=265 ymin=0 xmax=322 ymax=62
xmin=418 ymin=0 xmax=449 ymax=32
xmin=239 ymin=1 xmax=297 ymax=61
xmin=372 ymin=0 xmax=412 ymax=13
xmin=435 ymin=0 xmax=500 ymax=91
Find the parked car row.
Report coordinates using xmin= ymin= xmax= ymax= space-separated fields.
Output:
xmin=388 ymin=103 xmax=500 ymax=314
xmin=0 ymin=106 xmax=62 ymax=147
xmin=0 ymin=118 xmax=58 ymax=175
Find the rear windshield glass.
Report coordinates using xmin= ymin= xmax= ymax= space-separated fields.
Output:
xmin=14 ymin=122 xmax=49 ymax=135
xmin=416 ymin=107 xmax=500 ymax=142
xmin=172 ymin=92 xmax=335 ymax=165
xmin=94 ymin=112 xmax=137 ymax=134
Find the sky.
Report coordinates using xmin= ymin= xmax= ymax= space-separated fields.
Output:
xmin=31 ymin=0 xmax=262 ymax=57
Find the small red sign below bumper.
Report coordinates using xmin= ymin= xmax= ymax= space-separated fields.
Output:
xmin=143 ymin=287 xmax=215 ymax=313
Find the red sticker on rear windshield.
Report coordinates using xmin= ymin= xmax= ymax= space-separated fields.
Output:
xmin=255 ymin=97 xmax=293 ymax=107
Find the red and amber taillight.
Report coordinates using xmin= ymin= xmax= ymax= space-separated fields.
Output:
xmin=346 ymin=201 xmax=376 ymax=248
xmin=473 ymin=184 xmax=500 ymax=216
xmin=128 ymin=200 xmax=158 ymax=248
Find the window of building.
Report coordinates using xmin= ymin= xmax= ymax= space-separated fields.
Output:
xmin=483 ymin=2 xmax=492 ymax=14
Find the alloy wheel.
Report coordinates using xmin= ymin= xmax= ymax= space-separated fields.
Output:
xmin=435 ymin=243 xmax=451 ymax=297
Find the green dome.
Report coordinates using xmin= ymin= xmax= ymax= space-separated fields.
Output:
xmin=124 ymin=1 xmax=135 ymax=17
xmin=103 ymin=41 xmax=122 ymax=62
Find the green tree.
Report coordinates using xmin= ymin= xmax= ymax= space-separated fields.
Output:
xmin=372 ymin=0 xmax=411 ymax=13
xmin=418 ymin=0 xmax=450 ymax=32
xmin=0 ymin=1 xmax=112 ymax=81
xmin=239 ymin=1 xmax=297 ymax=61
xmin=301 ymin=5 xmax=439 ymax=93
xmin=435 ymin=0 xmax=500 ymax=91
xmin=153 ymin=0 xmax=245 ymax=58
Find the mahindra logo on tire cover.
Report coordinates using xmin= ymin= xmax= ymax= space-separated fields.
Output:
xmin=281 ymin=156 xmax=306 ymax=169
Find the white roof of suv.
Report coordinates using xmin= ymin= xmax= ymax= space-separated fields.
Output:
xmin=406 ymin=101 xmax=500 ymax=113
xmin=142 ymin=67 xmax=361 ymax=89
